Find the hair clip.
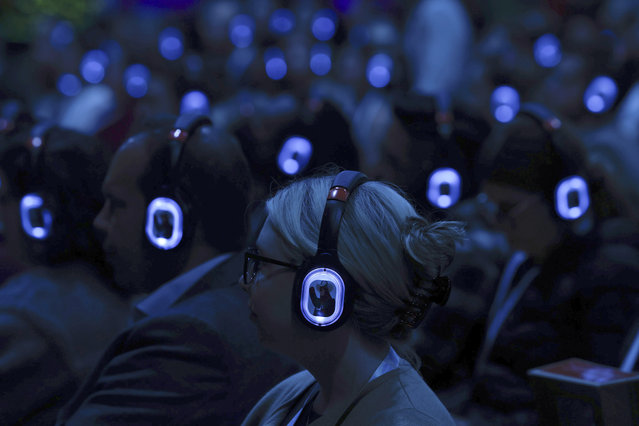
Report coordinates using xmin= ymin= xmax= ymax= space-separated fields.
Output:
xmin=430 ymin=276 xmax=451 ymax=306
xmin=398 ymin=293 xmax=430 ymax=329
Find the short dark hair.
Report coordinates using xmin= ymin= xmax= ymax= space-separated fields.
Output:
xmin=138 ymin=122 xmax=252 ymax=253
xmin=0 ymin=125 xmax=111 ymax=267
xmin=476 ymin=106 xmax=586 ymax=202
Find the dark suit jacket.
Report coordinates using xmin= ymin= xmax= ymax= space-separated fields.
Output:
xmin=56 ymin=253 xmax=299 ymax=425
xmin=0 ymin=263 xmax=130 ymax=425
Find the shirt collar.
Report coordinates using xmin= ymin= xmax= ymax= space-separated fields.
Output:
xmin=134 ymin=253 xmax=232 ymax=319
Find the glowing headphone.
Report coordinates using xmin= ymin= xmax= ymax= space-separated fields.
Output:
xmin=517 ymin=103 xmax=590 ymax=221
xmin=20 ymin=122 xmax=56 ymax=240
xmin=425 ymin=95 xmax=463 ymax=210
xmin=427 ymin=167 xmax=462 ymax=209
xmin=144 ymin=113 xmax=212 ymax=250
xmin=292 ymin=170 xmax=368 ymax=331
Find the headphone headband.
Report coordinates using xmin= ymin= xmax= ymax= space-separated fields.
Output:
xmin=518 ymin=102 xmax=562 ymax=133
xmin=144 ymin=112 xmax=212 ymax=251
xmin=167 ymin=112 xmax=212 ymax=177
xmin=27 ymin=121 xmax=56 ymax=183
xmin=317 ymin=170 xmax=368 ymax=253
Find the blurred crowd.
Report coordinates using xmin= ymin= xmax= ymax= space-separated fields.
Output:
xmin=2 ymin=0 xmax=639 ymax=424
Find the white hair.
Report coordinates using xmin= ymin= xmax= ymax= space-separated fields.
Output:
xmin=266 ymin=173 xmax=465 ymax=352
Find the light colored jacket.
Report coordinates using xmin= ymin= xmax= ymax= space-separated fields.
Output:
xmin=242 ymin=363 xmax=455 ymax=425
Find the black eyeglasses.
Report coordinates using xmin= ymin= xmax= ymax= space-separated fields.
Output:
xmin=243 ymin=247 xmax=300 ymax=286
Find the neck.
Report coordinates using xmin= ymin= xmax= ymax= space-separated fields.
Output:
xmin=181 ymin=242 xmax=220 ymax=274
xmin=297 ymin=326 xmax=389 ymax=415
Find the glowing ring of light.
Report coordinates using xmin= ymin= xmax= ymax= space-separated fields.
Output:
xmin=300 ymin=268 xmax=345 ymax=327
xmin=555 ymin=175 xmax=589 ymax=220
xmin=146 ymin=197 xmax=183 ymax=250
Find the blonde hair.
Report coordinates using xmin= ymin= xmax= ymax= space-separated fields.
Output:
xmin=266 ymin=173 xmax=464 ymax=365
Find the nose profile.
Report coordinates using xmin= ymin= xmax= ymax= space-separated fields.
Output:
xmin=93 ymin=203 xmax=108 ymax=233
xmin=239 ymin=274 xmax=251 ymax=293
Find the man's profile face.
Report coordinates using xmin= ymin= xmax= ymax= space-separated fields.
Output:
xmin=93 ymin=141 xmax=151 ymax=294
xmin=481 ymin=180 xmax=561 ymax=261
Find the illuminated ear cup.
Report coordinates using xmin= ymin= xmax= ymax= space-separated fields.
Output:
xmin=427 ymin=167 xmax=461 ymax=209
xmin=277 ymin=136 xmax=313 ymax=176
xmin=293 ymin=253 xmax=354 ymax=331
xmin=554 ymin=175 xmax=590 ymax=221
xmin=145 ymin=196 xmax=184 ymax=250
xmin=20 ymin=193 xmax=53 ymax=240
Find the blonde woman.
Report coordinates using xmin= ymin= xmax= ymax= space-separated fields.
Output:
xmin=242 ymin=170 xmax=464 ymax=425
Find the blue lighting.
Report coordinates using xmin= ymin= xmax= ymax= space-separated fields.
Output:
xmin=101 ymin=39 xmax=123 ymax=64
xmin=80 ymin=50 xmax=109 ymax=84
xmin=555 ymin=175 xmax=590 ymax=220
xmin=278 ymin=136 xmax=313 ymax=175
xmin=159 ymin=27 xmax=184 ymax=61
xmin=583 ymin=76 xmax=618 ymax=114
xmin=312 ymin=9 xmax=337 ymax=41
xmin=333 ymin=0 xmax=355 ymax=13
xmin=264 ymin=47 xmax=287 ymax=80
xmin=180 ymin=90 xmax=210 ymax=115
xmin=123 ymin=64 xmax=151 ymax=98
xmin=300 ymin=268 xmax=345 ymax=327
xmin=270 ymin=8 xmax=295 ymax=35
xmin=185 ymin=54 xmax=203 ymax=74
xmin=491 ymin=85 xmax=520 ymax=123
xmin=310 ymin=43 xmax=332 ymax=76
xmin=366 ymin=53 xmax=393 ymax=88
xmin=57 ymin=73 xmax=82 ymax=97
xmin=146 ymin=197 xmax=183 ymax=250
xmin=50 ymin=20 xmax=74 ymax=49
xmin=427 ymin=168 xmax=462 ymax=209
xmin=20 ymin=194 xmax=52 ymax=240
xmin=229 ymin=14 xmax=255 ymax=48
xmin=533 ymin=33 xmax=562 ymax=68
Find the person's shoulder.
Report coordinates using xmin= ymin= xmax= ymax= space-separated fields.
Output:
xmin=242 ymin=370 xmax=314 ymax=425
xmin=123 ymin=288 xmax=256 ymax=360
xmin=395 ymin=366 xmax=455 ymax=424
xmin=253 ymin=370 xmax=315 ymax=406
xmin=370 ymin=407 xmax=455 ymax=426
xmin=271 ymin=370 xmax=315 ymax=394
xmin=352 ymin=366 xmax=455 ymax=426
xmin=169 ymin=284 xmax=249 ymax=327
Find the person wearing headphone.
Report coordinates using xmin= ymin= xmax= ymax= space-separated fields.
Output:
xmin=0 ymin=119 xmax=131 ymax=424
xmin=56 ymin=113 xmax=298 ymax=425
xmin=241 ymin=169 xmax=464 ymax=425
xmin=461 ymin=103 xmax=639 ymax=424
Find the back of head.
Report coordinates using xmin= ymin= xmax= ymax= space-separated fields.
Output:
xmin=265 ymin=171 xmax=464 ymax=365
xmin=0 ymin=123 xmax=110 ymax=268
xmin=139 ymin=118 xmax=252 ymax=254
xmin=477 ymin=103 xmax=586 ymax=202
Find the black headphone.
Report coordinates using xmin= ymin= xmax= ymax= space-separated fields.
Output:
xmin=144 ymin=112 xmax=212 ymax=251
xmin=517 ymin=103 xmax=591 ymax=222
xmin=292 ymin=170 xmax=368 ymax=331
xmin=20 ymin=122 xmax=57 ymax=241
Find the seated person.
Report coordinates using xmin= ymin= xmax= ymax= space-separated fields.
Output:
xmin=461 ymin=103 xmax=639 ymax=424
xmin=0 ymin=121 xmax=131 ymax=424
xmin=56 ymin=113 xmax=298 ymax=425
xmin=241 ymin=169 xmax=464 ymax=425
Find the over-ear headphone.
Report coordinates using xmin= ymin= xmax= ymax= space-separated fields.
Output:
xmin=144 ymin=113 xmax=212 ymax=250
xmin=517 ymin=103 xmax=591 ymax=221
xmin=292 ymin=170 xmax=368 ymax=331
xmin=20 ymin=122 xmax=57 ymax=240
xmin=391 ymin=91 xmax=467 ymax=210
